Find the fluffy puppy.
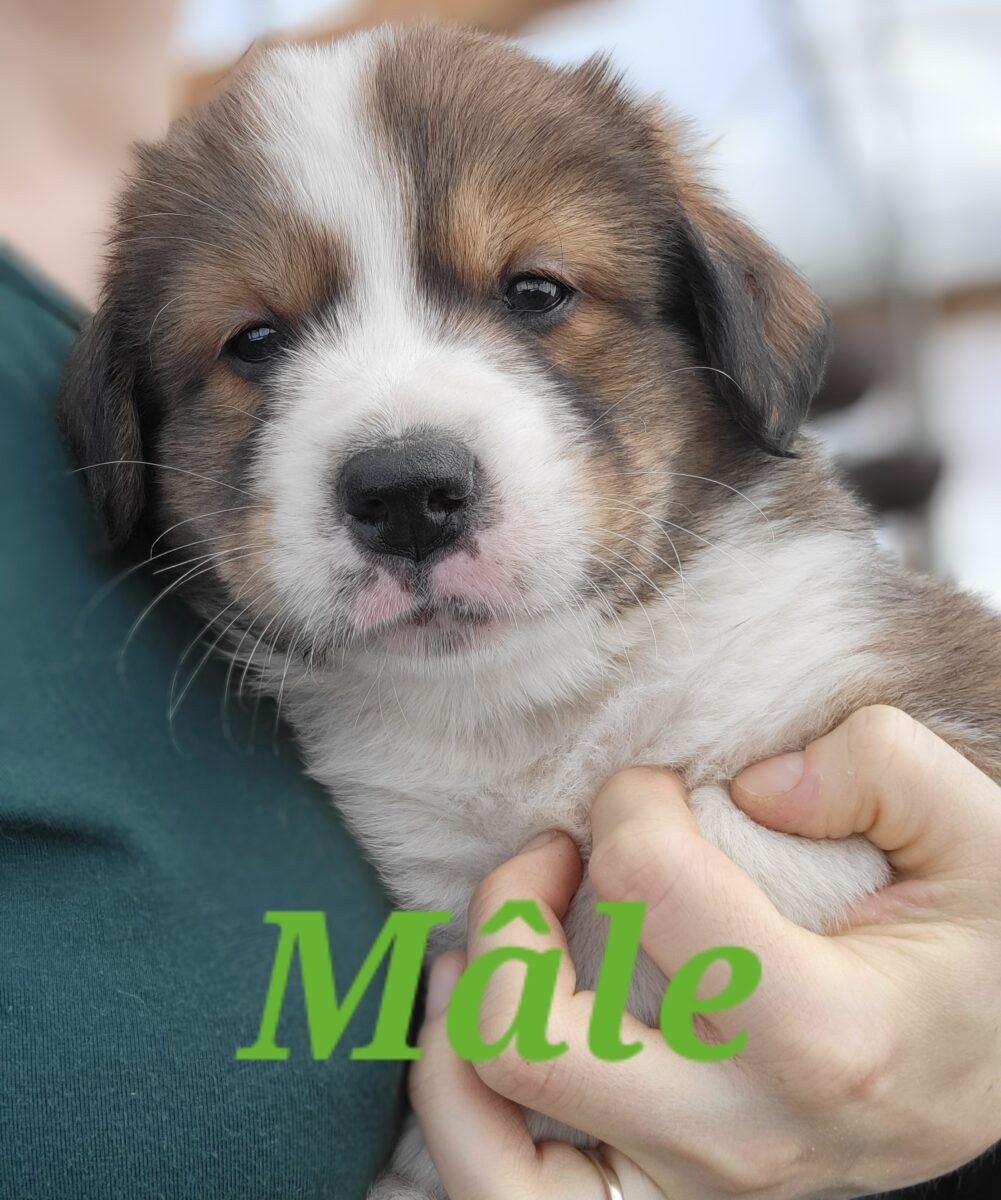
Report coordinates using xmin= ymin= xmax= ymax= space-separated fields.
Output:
xmin=59 ymin=22 xmax=1001 ymax=1198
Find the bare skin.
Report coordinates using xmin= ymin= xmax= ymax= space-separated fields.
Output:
xmin=7 ymin=9 xmax=999 ymax=1194
xmin=0 ymin=0 xmax=180 ymax=305
xmin=412 ymin=707 xmax=1001 ymax=1198
xmin=0 ymin=0 xmax=575 ymax=306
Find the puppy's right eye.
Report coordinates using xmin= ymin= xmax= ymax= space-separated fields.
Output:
xmin=225 ymin=325 xmax=282 ymax=364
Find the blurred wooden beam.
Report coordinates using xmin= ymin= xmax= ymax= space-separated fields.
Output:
xmin=936 ymin=282 xmax=1001 ymax=317
xmin=831 ymin=283 xmax=1001 ymax=326
xmin=181 ymin=0 xmax=582 ymax=111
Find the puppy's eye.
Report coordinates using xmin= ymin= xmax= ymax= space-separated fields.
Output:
xmin=504 ymin=275 xmax=572 ymax=315
xmin=226 ymin=325 xmax=282 ymax=364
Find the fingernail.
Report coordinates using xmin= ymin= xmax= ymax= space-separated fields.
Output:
xmin=735 ymin=751 xmax=805 ymax=798
xmin=425 ymin=954 xmax=463 ymax=1019
xmin=520 ymin=829 xmax=561 ymax=853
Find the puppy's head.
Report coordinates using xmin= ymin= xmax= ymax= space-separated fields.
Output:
xmin=60 ymin=24 xmax=830 ymax=669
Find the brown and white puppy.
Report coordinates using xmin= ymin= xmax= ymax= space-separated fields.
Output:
xmin=59 ymin=22 xmax=1001 ymax=1199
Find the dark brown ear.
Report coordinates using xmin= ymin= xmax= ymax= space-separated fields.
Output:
xmin=57 ymin=303 xmax=146 ymax=547
xmin=657 ymin=133 xmax=832 ymax=456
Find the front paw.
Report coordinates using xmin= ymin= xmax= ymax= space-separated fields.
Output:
xmin=689 ymin=783 xmax=890 ymax=931
xmin=366 ymin=1173 xmax=443 ymax=1200
xmin=368 ymin=1115 xmax=445 ymax=1200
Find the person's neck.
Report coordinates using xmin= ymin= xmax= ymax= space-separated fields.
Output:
xmin=1 ymin=1 xmax=180 ymax=148
xmin=0 ymin=1 xmax=180 ymax=305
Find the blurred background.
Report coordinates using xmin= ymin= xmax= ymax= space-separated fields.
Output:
xmin=8 ymin=0 xmax=1001 ymax=601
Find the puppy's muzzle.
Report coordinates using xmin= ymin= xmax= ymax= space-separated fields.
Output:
xmin=339 ymin=436 xmax=479 ymax=563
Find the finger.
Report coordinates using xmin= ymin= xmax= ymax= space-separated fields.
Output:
xmin=596 ymin=1144 xmax=676 ymax=1200
xmin=464 ymin=828 xmax=729 ymax=1150
xmin=589 ymin=767 xmax=830 ymax=1053
xmin=537 ymin=1141 xmax=664 ymax=1200
xmin=466 ymin=829 xmax=583 ymax=1017
xmin=412 ymin=953 xmax=630 ymax=1199
xmin=410 ymin=952 xmax=538 ymax=1199
xmin=731 ymin=706 xmax=1001 ymax=883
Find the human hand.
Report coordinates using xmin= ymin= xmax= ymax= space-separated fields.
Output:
xmin=409 ymin=707 xmax=1001 ymax=1198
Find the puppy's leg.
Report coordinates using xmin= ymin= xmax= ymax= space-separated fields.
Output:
xmin=368 ymin=784 xmax=893 ymax=1200
xmin=688 ymin=783 xmax=890 ymax=932
xmin=368 ymin=1115 xmax=444 ymax=1200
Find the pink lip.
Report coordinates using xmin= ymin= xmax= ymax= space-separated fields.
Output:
xmin=377 ymin=603 xmax=501 ymax=654
xmin=352 ymin=573 xmax=413 ymax=631
xmin=352 ymin=537 xmax=517 ymax=637
xmin=351 ymin=571 xmax=496 ymax=644
xmin=429 ymin=542 xmax=516 ymax=607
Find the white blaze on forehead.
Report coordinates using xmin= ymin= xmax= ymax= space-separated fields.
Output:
xmin=249 ymin=33 xmax=414 ymax=324
xmin=243 ymin=34 xmax=594 ymax=648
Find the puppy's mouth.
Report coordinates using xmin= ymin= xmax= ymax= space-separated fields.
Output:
xmin=367 ymin=595 xmax=500 ymax=656
xmin=347 ymin=539 xmax=521 ymax=653
xmin=395 ymin=598 xmax=493 ymax=629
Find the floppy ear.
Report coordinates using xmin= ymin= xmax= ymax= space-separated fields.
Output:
xmin=665 ymin=165 xmax=832 ymax=456
xmin=58 ymin=304 xmax=146 ymax=548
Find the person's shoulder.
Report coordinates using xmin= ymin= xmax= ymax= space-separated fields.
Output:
xmin=0 ymin=242 xmax=85 ymax=393
xmin=1 ymin=241 xmax=404 ymax=1191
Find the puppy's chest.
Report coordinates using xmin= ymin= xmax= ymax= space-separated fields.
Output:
xmin=293 ymin=532 xmax=890 ymax=930
xmin=303 ymin=617 xmax=882 ymax=925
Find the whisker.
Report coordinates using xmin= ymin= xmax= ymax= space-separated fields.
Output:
xmin=589 ymin=552 xmax=660 ymax=660
xmin=151 ymin=539 xmax=263 ymax=576
xmin=258 ymin=602 xmax=301 ymax=707
xmin=147 ymin=294 xmax=184 ymax=363
xmin=214 ymin=402 xmax=268 ymax=426
xmin=597 ymin=545 xmax=693 ymax=654
xmin=274 ymin=596 xmax=325 ymax=736
xmin=237 ymin=601 xmax=292 ymax=704
xmin=168 ymin=570 xmax=272 ymax=724
xmin=113 ymin=235 xmax=221 ymax=252
xmin=271 ymin=626 xmax=307 ymax=747
xmin=136 ymin=177 xmax=245 ymax=227
xmin=118 ymin=547 xmax=258 ymax=672
xmin=149 ymin=504 xmax=263 ymax=554
xmin=74 ymin=529 xmax=253 ymax=633
xmin=168 ymin=560 xmax=275 ymax=716
xmin=354 ymin=656 xmax=389 ymax=733
xmin=565 ymin=394 xmax=643 ymax=448
xmin=71 ymin=460 xmax=252 ymax=496
xmin=578 ymin=573 xmax=637 ymax=683
xmin=605 ymin=500 xmax=764 ymax=580
xmin=596 ymin=525 xmax=697 ymax=598
xmin=220 ymin=597 xmax=269 ymax=741
xmin=663 ymin=363 xmax=747 ymax=397
xmin=665 ymin=471 xmax=773 ymax=535
xmin=597 ymin=465 xmax=772 ymax=535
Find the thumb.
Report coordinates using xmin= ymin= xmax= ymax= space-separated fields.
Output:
xmin=730 ymin=706 xmax=1001 ymax=883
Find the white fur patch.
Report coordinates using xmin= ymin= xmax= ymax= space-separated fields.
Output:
xmin=237 ymin=43 xmax=892 ymax=1003
xmin=235 ymin=40 xmax=894 ymax=1196
xmin=286 ymin=515 xmax=893 ymax=1196
xmin=245 ymin=38 xmax=597 ymax=662
xmin=287 ymin=521 xmax=892 ymax=933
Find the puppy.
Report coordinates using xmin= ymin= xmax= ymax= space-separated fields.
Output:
xmin=59 ymin=23 xmax=1001 ymax=1199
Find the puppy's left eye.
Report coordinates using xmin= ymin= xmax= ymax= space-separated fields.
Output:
xmin=504 ymin=275 xmax=572 ymax=315
xmin=225 ymin=325 xmax=282 ymax=364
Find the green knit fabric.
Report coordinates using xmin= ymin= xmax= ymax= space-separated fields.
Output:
xmin=0 ymin=245 xmax=403 ymax=1199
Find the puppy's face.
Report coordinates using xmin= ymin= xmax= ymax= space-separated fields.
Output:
xmin=61 ymin=25 xmax=829 ymax=670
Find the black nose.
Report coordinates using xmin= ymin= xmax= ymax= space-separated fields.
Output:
xmin=339 ymin=437 xmax=478 ymax=562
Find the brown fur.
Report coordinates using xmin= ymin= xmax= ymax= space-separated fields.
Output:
xmin=51 ymin=33 xmax=1001 ymax=1200
xmin=364 ymin=26 xmax=831 ymax=613
xmin=57 ymin=23 xmax=1001 ymax=788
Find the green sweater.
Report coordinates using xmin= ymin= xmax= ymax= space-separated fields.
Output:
xmin=0 ymin=246 xmax=403 ymax=1198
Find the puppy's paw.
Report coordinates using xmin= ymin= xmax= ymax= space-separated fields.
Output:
xmin=689 ymin=783 xmax=891 ymax=931
xmin=368 ymin=1115 xmax=445 ymax=1200
xmin=366 ymin=1173 xmax=443 ymax=1200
